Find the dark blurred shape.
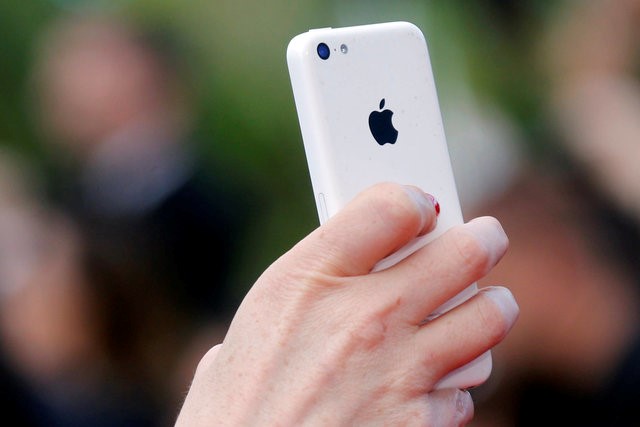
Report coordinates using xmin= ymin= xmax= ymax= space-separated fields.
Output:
xmin=36 ymin=13 xmax=249 ymax=320
xmin=546 ymin=0 xmax=640 ymax=228
xmin=473 ymin=170 xmax=640 ymax=427
xmin=468 ymin=1 xmax=640 ymax=426
xmin=19 ymin=11 xmax=252 ymax=425
xmin=32 ymin=13 xmax=248 ymax=321
xmin=532 ymin=1 xmax=640 ymax=422
xmin=0 ymin=149 xmax=159 ymax=426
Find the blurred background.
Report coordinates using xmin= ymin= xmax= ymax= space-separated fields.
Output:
xmin=0 ymin=0 xmax=638 ymax=426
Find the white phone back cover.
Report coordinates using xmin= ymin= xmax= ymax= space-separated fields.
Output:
xmin=287 ymin=22 xmax=490 ymax=389
xmin=287 ymin=22 xmax=462 ymax=233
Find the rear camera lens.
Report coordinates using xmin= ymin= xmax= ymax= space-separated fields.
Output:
xmin=317 ymin=42 xmax=330 ymax=60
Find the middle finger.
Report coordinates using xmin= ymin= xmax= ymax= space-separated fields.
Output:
xmin=367 ymin=216 xmax=508 ymax=325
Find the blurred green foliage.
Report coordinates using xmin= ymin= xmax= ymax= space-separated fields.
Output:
xmin=0 ymin=0 xmax=55 ymax=159
xmin=0 ymin=0 xmax=562 ymax=296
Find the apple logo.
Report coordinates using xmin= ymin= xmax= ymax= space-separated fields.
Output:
xmin=368 ymin=98 xmax=398 ymax=145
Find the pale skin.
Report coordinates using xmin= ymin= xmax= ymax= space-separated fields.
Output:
xmin=176 ymin=183 xmax=519 ymax=426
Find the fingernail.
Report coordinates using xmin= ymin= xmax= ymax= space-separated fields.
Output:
xmin=401 ymin=186 xmax=439 ymax=216
xmin=427 ymin=193 xmax=440 ymax=216
xmin=456 ymin=389 xmax=473 ymax=418
xmin=464 ymin=217 xmax=509 ymax=270
xmin=402 ymin=185 xmax=429 ymax=210
xmin=480 ymin=286 xmax=519 ymax=329
xmin=402 ymin=186 xmax=438 ymax=232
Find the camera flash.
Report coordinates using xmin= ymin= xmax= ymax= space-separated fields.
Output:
xmin=340 ymin=44 xmax=348 ymax=54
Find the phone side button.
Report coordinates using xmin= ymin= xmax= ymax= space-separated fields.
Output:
xmin=317 ymin=193 xmax=329 ymax=224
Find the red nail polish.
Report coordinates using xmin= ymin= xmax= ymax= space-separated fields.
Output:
xmin=427 ymin=194 xmax=440 ymax=216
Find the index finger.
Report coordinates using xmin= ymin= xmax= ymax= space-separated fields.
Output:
xmin=286 ymin=183 xmax=439 ymax=277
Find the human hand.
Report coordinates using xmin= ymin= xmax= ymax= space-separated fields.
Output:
xmin=176 ymin=183 xmax=518 ymax=426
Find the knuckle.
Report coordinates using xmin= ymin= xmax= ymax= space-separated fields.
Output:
xmin=449 ymin=227 xmax=492 ymax=278
xmin=364 ymin=182 xmax=423 ymax=236
xmin=194 ymin=344 xmax=222 ymax=376
xmin=346 ymin=310 xmax=390 ymax=351
xmin=340 ymin=294 xmax=401 ymax=352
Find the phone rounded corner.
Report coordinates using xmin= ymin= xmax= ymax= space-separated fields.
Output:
xmin=413 ymin=27 xmax=428 ymax=49
xmin=393 ymin=21 xmax=425 ymax=39
xmin=286 ymin=34 xmax=305 ymax=63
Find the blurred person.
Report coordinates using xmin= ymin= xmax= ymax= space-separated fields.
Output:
xmin=461 ymin=1 xmax=640 ymax=426
xmin=540 ymin=0 xmax=640 ymax=423
xmin=31 ymin=13 xmax=249 ymax=319
xmin=470 ymin=170 xmax=640 ymax=427
xmin=0 ymin=149 xmax=161 ymax=426
xmin=29 ymin=13 xmax=253 ymax=418
xmin=546 ymin=0 xmax=640 ymax=224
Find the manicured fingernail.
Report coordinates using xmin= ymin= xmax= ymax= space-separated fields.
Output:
xmin=480 ymin=286 xmax=519 ymax=329
xmin=464 ymin=217 xmax=509 ymax=270
xmin=403 ymin=185 xmax=429 ymax=210
xmin=402 ymin=186 xmax=438 ymax=232
xmin=427 ymin=194 xmax=440 ymax=216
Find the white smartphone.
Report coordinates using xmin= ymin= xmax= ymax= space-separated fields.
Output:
xmin=287 ymin=22 xmax=491 ymax=389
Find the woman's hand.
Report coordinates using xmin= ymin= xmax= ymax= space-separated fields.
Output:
xmin=176 ymin=183 xmax=518 ymax=426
